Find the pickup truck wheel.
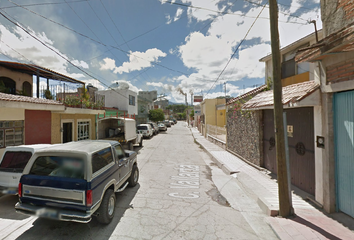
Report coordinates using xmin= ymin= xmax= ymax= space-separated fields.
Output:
xmin=128 ymin=165 xmax=139 ymax=187
xmin=96 ymin=189 xmax=115 ymax=224
xmin=139 ymin=139 xmax=143 ymax=147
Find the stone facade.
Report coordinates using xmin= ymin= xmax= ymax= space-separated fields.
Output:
xmin=226 ymin=109 xmax=263 ymax=166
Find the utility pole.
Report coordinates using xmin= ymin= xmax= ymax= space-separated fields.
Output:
xmin=269 ymin=0 xmax=293 ymax=217
xmin=224 ymin=82 xmax=227 ymax=98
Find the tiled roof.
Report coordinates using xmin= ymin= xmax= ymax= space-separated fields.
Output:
xmin=227 ymin=85 xmax=268 ymax=105
xmin=242 ymin=81 xmax=319 ymax=109
xmin=0 ymin=92 xmax=63 ymax=105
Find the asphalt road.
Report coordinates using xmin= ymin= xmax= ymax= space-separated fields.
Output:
xmin=0 ymin=121 xmax=277 ymax=240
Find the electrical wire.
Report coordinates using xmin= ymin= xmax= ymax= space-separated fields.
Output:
xmin=205 ymin=2 xmax=267 ymax=97
xmin=162 ymin=0 xmax=308 ymax=25
xmin=0 ymin=10 xmax=133 ymax=101
xmin=0 ymin=0 xmax=88 ymax=9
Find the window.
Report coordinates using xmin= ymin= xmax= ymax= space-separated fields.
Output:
xmin=91 ymin=147 xmax=113 ymax=174
xmin=0 ymin=151 xmax=32 ymax=172
xmin=137 ymin=126 xmax=147 ymax=130
xmin=0 ymin=121 xmax=24 ymax=148
xmin=29 ymin=156 xmax=85 ymax=179
xmin=129 ymin=95 xmax=136 ymax=106
xmin=77 ymin=121 xmax=90 ymax=141
xmin=114 ymin=145 xmax=125 ymax=159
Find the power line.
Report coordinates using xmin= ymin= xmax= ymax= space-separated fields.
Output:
xmin=5 ymin=0 xmax=190 ymax=76
xmin=162 ymin=0 xmax=307 ymax=25
xmin=205 ymin=2 xmax=267 ymax=97
xmin=0 ymin=10 xmax=132 ymax=101
xmin=0 ymin=0 xmax=88 ymax=9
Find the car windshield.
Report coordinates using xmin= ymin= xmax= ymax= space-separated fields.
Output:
xmin=137 ymin=126 xmax=148 ymax=130
xmin=29 ymin=156 xmax=85 ymax=179
xmin=0 ymin=151 xmax=32 ymax=172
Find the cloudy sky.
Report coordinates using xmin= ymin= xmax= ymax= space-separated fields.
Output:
xmin=0 ymin=0 xmax=321 ymax=102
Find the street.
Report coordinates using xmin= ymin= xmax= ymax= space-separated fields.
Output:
xmin=0 ymin=121 xmax=277 ymax=240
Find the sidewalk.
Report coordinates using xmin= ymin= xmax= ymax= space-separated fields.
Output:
xmin=190 ymin=127 xmax=354 ymax=240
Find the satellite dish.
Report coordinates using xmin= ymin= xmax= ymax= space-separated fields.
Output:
xmin=118 ymin=82 xmax=129 ymax=90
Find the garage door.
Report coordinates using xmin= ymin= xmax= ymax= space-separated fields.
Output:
xmin=263 ymin=108 xmax=315 ymax=196
xmin=334 ymin=90 xmax=354 ymax=218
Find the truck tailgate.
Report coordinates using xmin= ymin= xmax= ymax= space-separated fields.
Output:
xmin=0 ymin=170 xmax=21 ymax=193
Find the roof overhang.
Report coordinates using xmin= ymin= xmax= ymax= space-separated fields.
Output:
xmin=296 ymin=23 xmax=354 ymax=63
xmin=0 ymin=100 xmax=65 ymax=111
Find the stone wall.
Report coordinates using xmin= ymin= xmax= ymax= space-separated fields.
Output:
xmin=226 ymin=109 xmax=263 ymax=166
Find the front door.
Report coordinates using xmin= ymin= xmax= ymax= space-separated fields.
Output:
xmin=63 ymin=122 xmax=73 ymax=143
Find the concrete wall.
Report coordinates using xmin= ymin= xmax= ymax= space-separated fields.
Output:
xmin=321 ymin=0 xmax=354 ymax=36
xmin=138 ymin=90 xmax=157 ymax=102
xmin=216 ymin=109 xmax=226 ymax=127
xmin=226 ymin=109 xmax=263 ymax=166
xmin=0 ymin=108 xmax=24 ymax=121
xmin=0 ymin=66 xmax=33 ymax=96
xmin=25 ymin=110 xmax=51 ymax=145
xmin=98 ymin=89 xmax=138 ymax=115
xmin=51 ymin=113 xmax=96 ymax=144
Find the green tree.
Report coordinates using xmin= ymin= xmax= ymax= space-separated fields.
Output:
xmin=189 ymin=110 xmax=194 ymax=118
xmin=148 ymin=109 xmax=165 ymax=122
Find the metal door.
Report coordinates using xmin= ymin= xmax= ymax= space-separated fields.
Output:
xmin=334 ymin=90 xmax=354 ymax=218
xmin=263 ymin=108 xmax=315 ymax=195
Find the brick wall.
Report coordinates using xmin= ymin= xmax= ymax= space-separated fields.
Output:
xmin=322 ymin=0 xmax=354 ymax=36
xmin=226 ymin=109 xmax=263 ymax=166
xmin=326 ymin=59 xmax=354 ymax=83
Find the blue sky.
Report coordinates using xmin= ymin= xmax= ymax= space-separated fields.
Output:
xmin=0 ymin=0 xmax=321 ymax=102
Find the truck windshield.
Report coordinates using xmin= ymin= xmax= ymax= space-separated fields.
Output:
xmin=30 ymin=156 xmax=85 ymax=179
xmin=137 ymin=126 xmax=147 ymax=130
xmin=0 ymin=151 xmax=32 ymax=172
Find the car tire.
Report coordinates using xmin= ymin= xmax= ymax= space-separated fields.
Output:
xmin=96 ymin=189 xmax=116 ymax=224
xmin=128 ymin=164 xmax=139 ymax=187
xmin=139 ymin=139 xmax=143 ymax=147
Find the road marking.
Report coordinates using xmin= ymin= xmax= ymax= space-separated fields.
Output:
xmin=169 ymin=165 xmax=200 ymax=198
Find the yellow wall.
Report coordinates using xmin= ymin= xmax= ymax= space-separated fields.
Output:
xmin=0 ymin=108 xmax=24 ymax=121
xmin=281 ymin=71 xmax=309 ymax=87
xmin=51 ymin=113 xmax=96 ymax=144
xmin=0 ymin=66 xmax=33 ymax=95
xmin=216 ymin=109 xmax=226 ymax=127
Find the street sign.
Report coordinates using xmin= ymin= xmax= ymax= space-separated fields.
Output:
xmin=194 ymin=96 xmax=203 ymax=102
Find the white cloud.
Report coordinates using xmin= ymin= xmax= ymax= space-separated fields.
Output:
xmin=114 ymin=80 xmax=142 ymax=93
xmin=100 ymin=48 xmax=166 ymax=74
xmin=0 ymin=25 xmax=90 ymax=80
xmin=174 ymin=8 xmax=184 ymax=21
xmin=166 ymin=14 xmax=172 ymax=24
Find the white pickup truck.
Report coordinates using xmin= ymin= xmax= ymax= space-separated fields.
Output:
xmin=97 ymin=117 xmax=142 ymax=150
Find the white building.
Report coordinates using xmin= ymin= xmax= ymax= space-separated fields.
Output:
xmin=98 ymin=85 xmax=138 ymax=115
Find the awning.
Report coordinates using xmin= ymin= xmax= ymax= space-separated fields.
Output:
xmin=296 ymin=23 xmax=354 ymax=63
xmin=242 ymin=81 xmax=320 ymax=110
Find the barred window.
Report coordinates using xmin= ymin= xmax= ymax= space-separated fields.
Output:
xmin=77 ymin=121 xmax=90 ymax=141
xmin=129 ymin=95 xmax=135 ymax=106
xmin=0 ymin=121 xmax=24 ymax=148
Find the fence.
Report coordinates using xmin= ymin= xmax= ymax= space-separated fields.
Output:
xmin=206 ymin=124 xmax=226 ymax=143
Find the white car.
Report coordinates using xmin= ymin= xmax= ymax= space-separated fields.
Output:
xmin=137 ymin=124 xmax=153 ymax=138
xmin=0 ymin=144 xmax=52 ymax=195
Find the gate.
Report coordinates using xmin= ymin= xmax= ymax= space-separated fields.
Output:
xmin=263 ymin=108 xmax=315 ymax=195
xmin=334 ymin=90 xmax=354 ymax=218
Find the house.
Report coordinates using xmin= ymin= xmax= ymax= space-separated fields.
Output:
xmin=240 ymin=31 xmax=323 ymax=200
xmin=136 ymin=95 xmax=154 ymax=124
xmin=199 ymin=98 xmax=226 ymax=138
xmin=226 ymin=85 xmax=268 ymax=166
xmin=0 ymin=61 xmax=105 ymax=156
xmin=98 ymin=83 xmax=138 ymax=116
xmin=294 ymin=0 xmax=354 ymax=217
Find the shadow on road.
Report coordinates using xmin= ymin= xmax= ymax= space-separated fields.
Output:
xmin=15 ymin=184 xmax=140 ymax=240
xmin=0 ymin=194 xmax=30 ymax=221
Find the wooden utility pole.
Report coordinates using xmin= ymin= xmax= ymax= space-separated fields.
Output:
xmin=269 ymin=0 xmax=293 ymax=217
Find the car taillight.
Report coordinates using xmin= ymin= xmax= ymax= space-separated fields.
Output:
xmin=18 ymin=183 xmax=22 ymax=197
xmin=147 ymin=131 xmax=149 ymax=133
xmin=86 ymin=190 xmax=92 ymax=206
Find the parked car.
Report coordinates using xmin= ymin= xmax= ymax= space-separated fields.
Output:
xmin=137 ymin=124 xmax=153 ymax=138
xmin=0 ymin=144 xmax=52 ymax=195
xmin=163 ymin=120 xmax=171 ymax=127
xmin=147 ymin=122 xmax=159 ymax=135
xmin=169 ymin=120 xmax=175 ymax=125
xmin=158 ymin=123 xmax=167 ymax=131
xmin=173 ymin=119 xmax=177 ymax=124
xmin=15 ymin=140 xmax=139 ymax=224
